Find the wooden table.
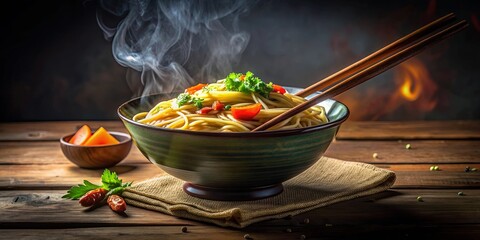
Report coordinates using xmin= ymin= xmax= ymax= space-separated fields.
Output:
xmin=1 ymin=121 xmax=479 ymax=239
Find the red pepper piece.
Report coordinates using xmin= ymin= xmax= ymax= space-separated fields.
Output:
xmin=231 ymin=103 xmax=262 ymax=120
xmin=196 ymin=107 xmax=213 ymax=115
xmin=185 ymin=83 xmax=207 ymax=95
xmin=79 ymin=188 xmax=108 ymax=207
xmin=107 ymin=195 xmax=127 ymax=213
xmin=272 ymin=84 xmax=286 ymax=94
xmin=212 ymin=101 xmax=225 ymax=111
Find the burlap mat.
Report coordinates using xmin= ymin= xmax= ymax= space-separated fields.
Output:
xmin=123 ymin=157 xmax=396 ymax=228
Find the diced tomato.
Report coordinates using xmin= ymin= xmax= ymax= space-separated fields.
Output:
xmin=185 ymin=83 xmax=207 ymax=95
xmin=69 ymin=125 xmax=92 ymax=145
xmin=83 ymin=127 xmax=119 ymax=146
xmin=212 ymin=101 xmax=225 ymax=111
xmin=196 ymin=107 xmax=213 ymax=115
xmin=239 ymin=75 xmax=245 ymax=81
xmin=231 ymin=103 xmax=262 ymax=120
xmin=272 ymin=84 xmax=286 ymax=94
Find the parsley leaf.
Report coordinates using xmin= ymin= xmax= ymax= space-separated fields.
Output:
xmin=101 ymin=169 xmax=123 ymax=190
xmin=176 ymin=93 xmax=191 ymax=107
xmin=62 ymin=180 xmax=101 ymax=200
xmin=192 ymin=98 xmax=203 ymax=109
xmin=225 ymin=72 xmax=243 ymax=91
xmin=176 ymin=93 xmax=203 ymax=109
xmin=225 ymin=71 xmax=273 ymax=98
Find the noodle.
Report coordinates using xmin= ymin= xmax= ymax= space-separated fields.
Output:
xmin=133 ymin=73 xmax=328 ymax=132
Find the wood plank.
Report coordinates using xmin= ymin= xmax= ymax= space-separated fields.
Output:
xmin=0 ymin=189 xmax=478 ymax=229
xmin=0 ymin=121 xmax=126 ymax=141
xmin=1 ymin=120 xmax=478 ymax=239
xmin=1 ymin=121 xmax=479 ymax=141
xmin=0 ymin=141 xmax=149 ymax=165
xmin=0 ymin=226 xmax=293 ymax=240
xmin=325 ymin=139 xmax=480 ymax=164
xmin=1 ymin=225 xmax=479 ymax=239
xmin=336 ymin=120 xmax=480 ymax=140
xmin=0 ymin=163 xmax=478 ymax=190
xmin=0 ymin=190 xmax=194 ymax=228
xmin=0 ymin=164 xmax=166 ymax=190
xmin=1 ymin=140 xmax=479 ymax=165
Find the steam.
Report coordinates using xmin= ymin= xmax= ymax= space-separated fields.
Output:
xmin=98 ymin=0 xmax=253 ymax=96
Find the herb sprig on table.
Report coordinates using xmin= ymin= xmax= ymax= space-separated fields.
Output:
xmin=63 ymin=169 xmax=132 ymax=213
xmin=62 ymin=169 xmax=132 ymax=200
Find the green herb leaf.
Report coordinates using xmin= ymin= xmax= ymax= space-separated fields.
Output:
xmin=225 ymin=71 xmax=273 ymax=98
xmin=225 ymin=72 xmax=243 ymax=91
xmin=101 ymin=169 xmax=124 ymax=190
xmin=224 ymin=105 xmax=231 ymax=110
xmin=62 ymin=180 xmax=101 ymax=200
xmin=63 ymin=169 xmax=133 ymax=201
xmin=176 ymin=93 xmax=203 ymax=109
xmin=176 ymin=93 xmax=191 ymax=107
xmin=106 ymin=186 xmax=126 ymax=198
xmin=192 ymin=97 xmax=204 ymax=109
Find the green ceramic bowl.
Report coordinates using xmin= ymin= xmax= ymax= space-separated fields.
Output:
xmin=118 ymin=87 xmax=349 ymax=200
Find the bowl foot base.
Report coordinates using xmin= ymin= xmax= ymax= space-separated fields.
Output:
xmin=183 ymin=183 xmax=284 ymax=201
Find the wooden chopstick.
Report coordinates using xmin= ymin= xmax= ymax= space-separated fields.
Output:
xmin=294 ymin=13 xmax=456 ymax=98
xmin=252 ymin=19 xmax=468 ymax=132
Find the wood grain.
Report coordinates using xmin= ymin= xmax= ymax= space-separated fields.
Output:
xmin=0 ymin=141 xmax=148 ymax=165
xmin=0 ymin=121 xmax=127 ymax=141
xmin=0 ymin=164 xmax=165 ymax=190
xmin=1 ymin=140 xmax=478 ymax=165
xmin=1 ymin=121 xmax=479 ymax=141
xmin=326 ymin=139 xmax=480 ymax=164
xmin=1 ymin=190 xmax=478 ymax=229
xmin=0 ymin=163 xmax=478 ymax=190
xmin=2 ymin=225 xmax=479 ymax=239
xmin=0 ymin=120 xmax=479 ymax=238
xmin=0 ymin=226 xmax=295 ymax=240
xmin=336 ymin=120 xmax=480 ymax=140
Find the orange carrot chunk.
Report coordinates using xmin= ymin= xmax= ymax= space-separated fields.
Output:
xmin=83 ymin=127 xmax=119 ymax=146
xmin=69 ymin=125 xmax=92 ymax=145
xmin=185 ymin=83 xmax=207 ymax=95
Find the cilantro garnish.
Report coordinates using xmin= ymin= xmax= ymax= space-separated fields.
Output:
xmin=225 ymin=71 xmax=273 ymax=98
xmin=176 ymin=93 xmax=191 ymax=107
xmin=176 ymin=93 xmax=203 ymax=109
xmin=62 ymin=169 xmax=132 ymax=200
xmin=192 ymin=97 xmax=204 ymax=109
xmin=101 ymin=168 xmax=128 ymax=190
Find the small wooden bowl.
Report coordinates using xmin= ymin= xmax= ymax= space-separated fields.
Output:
xmin=60 ymin=132 xmax=132 ymax=169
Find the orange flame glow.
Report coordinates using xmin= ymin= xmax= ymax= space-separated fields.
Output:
xmin=394 ymin=58 xmax=437 ymax=109
xmin=400 ymin=78 xmax=419 ymax=101
xmin=373 ymin=58 xmax=438 ymax=119
xmin=398 ymin=61 xmax=424 ymax=101
xmin=336 ymin=58 xmax=438 ymax=120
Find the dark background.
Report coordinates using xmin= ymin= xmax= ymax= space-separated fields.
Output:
xmin=2 ymin=0 xmax=479 ymax=121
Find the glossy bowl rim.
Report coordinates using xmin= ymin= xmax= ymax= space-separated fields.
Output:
xmin=60 ymin=131 xmax=132 ymax=148
xmin=117 ymin=92 xmax=350 ymax=137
